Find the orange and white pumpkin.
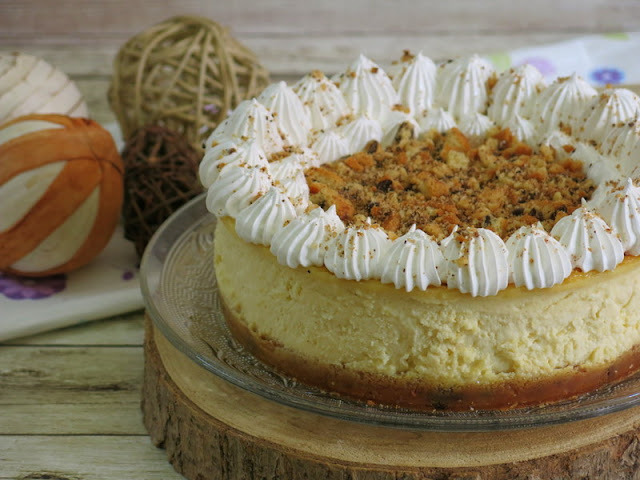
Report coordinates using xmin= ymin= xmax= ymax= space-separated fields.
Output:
xmin=0 ymin=52 xmax=89 ymax=124
xmin=0 ymin=114 xmax=124 ymax=277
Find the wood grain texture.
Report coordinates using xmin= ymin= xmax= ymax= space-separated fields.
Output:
xmin=0 ymin=313 xmax=182 ymax=477
xmin=2 ymin=403 xmax=146 ymax=435
xmin=0 ymin=33 xmax=584 ymax=77
xmin=0 ymin=0 xmax=637 ymax=38
xmin=4 ymin=311 xmax=145 ymax=346
xmin=0 ymin=346 xmax=141 ymax=405
xmin=0 ymin=317 xmax=145 ymax=437
xmin=0 ymin=436 xmax=183 ymax=479
xmin=143 ymin=319 xmax=640 ymax=479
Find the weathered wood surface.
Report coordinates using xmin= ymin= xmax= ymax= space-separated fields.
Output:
xmin=2 ymin=0 xmax=639 ymax=79
xmin=4 ymin=313 xmax=145 ymax=346
xmin=0 ymin=33 xmax=584 ymax=77
xmin=0 ymin=311 xmax=188 ymax=479
xmin=1 ymin=0 xmax=637 ymax=40
xmin=0 ymin=436 xmax=182 ymax=479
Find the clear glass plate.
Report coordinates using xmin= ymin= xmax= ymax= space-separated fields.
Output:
xmin=140 ymin=194 xmax=640 ymax=431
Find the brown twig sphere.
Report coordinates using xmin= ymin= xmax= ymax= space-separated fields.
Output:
xmin=121 ymin=125 xmax=203 ymax=258
xmin=108 ymin=15 xmax=270 ymax=151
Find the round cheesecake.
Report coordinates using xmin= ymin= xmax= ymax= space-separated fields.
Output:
xmin=215 ymin=218 xmax=640 ymax=410
xmin=201 ymin=52 xmax=640 ymax=410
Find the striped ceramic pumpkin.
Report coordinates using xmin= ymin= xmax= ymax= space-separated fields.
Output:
xmin=0 ymin=52 xmax=89 ymax=124
xmin=0 ymin=114 xmax=124 ymax=276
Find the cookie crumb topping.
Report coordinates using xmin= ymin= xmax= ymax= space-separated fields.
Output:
xmin=306 ymin=126 xmax=595 ymax=240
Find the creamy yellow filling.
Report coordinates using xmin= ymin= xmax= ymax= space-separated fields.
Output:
xmin=215 ymin=217 xmax=640 ymax=387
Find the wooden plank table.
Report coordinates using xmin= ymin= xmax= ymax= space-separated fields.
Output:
xmin=2 ymin=1 xmax=640 ymax=477
xmin=0 ymin=311 xmax=188 ymax=479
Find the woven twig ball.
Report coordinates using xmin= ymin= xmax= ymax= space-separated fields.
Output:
xmin=121 ymin=124 xmax=203 ymax=258
xmin=108 ymin=15 xmax=270 ymax=151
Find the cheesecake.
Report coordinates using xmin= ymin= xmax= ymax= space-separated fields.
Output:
xmin=201 ymin=52 xmax=640 ymax=410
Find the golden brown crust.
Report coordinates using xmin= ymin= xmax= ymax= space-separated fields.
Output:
xmin=222 ymin=299 xmax=640 ymax=411
xmin=306 ymin=127 xmax=594 ymax=241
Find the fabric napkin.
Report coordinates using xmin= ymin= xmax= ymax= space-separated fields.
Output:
xmin=0 ymin=225 xmax=142 ymax=341
xmin=485 ymin=32 xmax=640 ymax=85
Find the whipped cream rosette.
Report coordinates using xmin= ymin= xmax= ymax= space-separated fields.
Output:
xmin=206 ymin=98 xmax=285 ymax=154
xmin=435 ymin=55 xmax=495 ymax=120
xmin=601 ymin=121 xmax=640 ymax=177
xmin=381 ymin=110 xmax=420 ymax=146
xmin=442 ymin=227 xmax=509 ymax=297
xmin=333 ymin=55 xmax=398 ymax=122
xmin=418 ymin=107 xmax=457 ymax=133
xmin=324 ymin=219 xmax=392 ymax=281
xmin=576 ymin=88 xmax=640 ymax=144
xmin=311 ymin=130 xmax=350 ymax=165
xmin=205 ymin=161 xmax=271 ymax=217
xmin=235 ymin=187 xmax=297 ymax=246
xmin=389 ymin=52 xmax=436 ymax=116
xmin=270 ymin=205 xmax=344 ymax=269
xmin=506 ymin=224 xmax=572 ymax=289
xmin=594 ymin=179 xmax=640 ymax=255
xmin=458 ymin=112 xmax=494 ymax=139
xmin=380 ymin=225 xmax=444 ymax=291
xmin=551 ymin=200 xmax=624 ymax=272
xmin=294 ymin=70 xmax=350 ymax=131
xmin=339 ymin=115 xmax=383 ymax=153
xmin=257 ymin=81 xmax=311 ymax=146
xmin=201 ymin=52 xmax=640 ymax=296
xmin=488 ymin=64 xmax=545 ymax=125
xmin=502 ymin=114 xmax=536 ymax=143
xmin=533 ymin=74 xmax=598 ymax=136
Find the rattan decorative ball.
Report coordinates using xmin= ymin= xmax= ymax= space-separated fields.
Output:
xmin=121 ymin=124 xmax=203 ymax=258
xmin=108 ymin=15 xmax=270 ymax=151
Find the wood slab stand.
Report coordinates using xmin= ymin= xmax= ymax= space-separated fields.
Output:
xmin=142 ymin=317 xmax=640 ymax=479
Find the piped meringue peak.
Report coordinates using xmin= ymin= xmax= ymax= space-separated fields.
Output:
xmin=333 ymin=54 xmax=398 ymax=122
xmin=442 ymin=227 xmax=509 ymax=297
xmin=390 ymin=51 xmax=437 ymax=115
xmin=435 ymin=55 xmax=496 ymax=120
xmin=381 ymin=225 xmax=444 ymax=291
xmin=506 ymin=223 xmax=572 ymax=289
xmin=551 ymin=199 xmax=624 ymax=273
xmin=324 ymin=218 xmax=392 ymax=281
xmin=488 ymin=64 xmax=545 ymax=125
xmin=293 ymin=70 xmax=350 ymax=131
xmin=578 ymin=88 xmax=640 ymax=144
xmin=532 ymin=73 xmax=598 ymax=136
xmin=201 ymin=51 xmax=640 ymax=296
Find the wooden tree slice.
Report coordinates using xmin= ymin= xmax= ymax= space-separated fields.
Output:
xmin=142 ymin=316 xmax=640 ymax=479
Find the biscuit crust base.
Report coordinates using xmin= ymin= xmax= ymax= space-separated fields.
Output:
xmin=221 ymin=300 xmax=640 ymax=411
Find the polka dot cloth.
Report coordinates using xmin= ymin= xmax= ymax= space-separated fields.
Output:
xmin=487 ymin=33 xmax=640 ymax=86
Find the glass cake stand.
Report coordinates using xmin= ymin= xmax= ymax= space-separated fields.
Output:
xmin=140 ymin=194 xmax=640 ymax=432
